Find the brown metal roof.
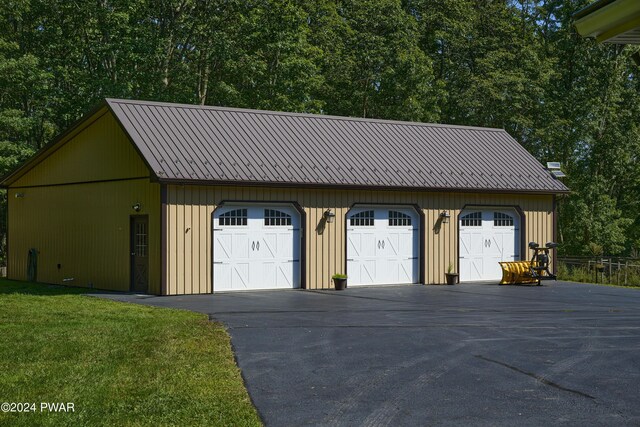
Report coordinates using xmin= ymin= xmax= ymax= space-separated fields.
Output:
xmin=104 ymin=99 xmax=566 ymax=193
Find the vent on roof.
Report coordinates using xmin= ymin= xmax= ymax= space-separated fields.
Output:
xmin=546 ymin=162 xmax=561 ymax=169
xmin=546 ymin=162 xmax=566 ymax=179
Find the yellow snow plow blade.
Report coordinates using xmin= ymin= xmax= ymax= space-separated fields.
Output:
xmin=499 ymin=261 xmax=537 ymax=285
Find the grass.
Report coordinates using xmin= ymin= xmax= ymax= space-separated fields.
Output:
xmin=0 ymin=279 xmax=262 ymax=426
xmin=558 ymin=262 xmax=640 ymax=288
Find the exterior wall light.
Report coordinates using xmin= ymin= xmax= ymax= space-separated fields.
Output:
xmin=324 ymin=209 xmax=336 ymax=223
xmin=15 ymin=193 xmax=25 ymax=198
xmin=440 ymin=211 xmax=450 ymax=224
xmin=132 ymin=203 xmax=141 ymax=212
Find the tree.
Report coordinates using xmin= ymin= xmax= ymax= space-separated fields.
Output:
xmin=0 ymin=0 xmax=639 ymax=258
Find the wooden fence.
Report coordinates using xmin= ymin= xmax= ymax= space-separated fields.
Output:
xmin=558 ymin=256 xmax=640 ymax=286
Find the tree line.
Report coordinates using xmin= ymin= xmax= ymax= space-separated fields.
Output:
xmin=1 ymin=0 xmax=638 ymax=258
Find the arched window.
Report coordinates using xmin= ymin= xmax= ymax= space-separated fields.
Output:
xmin=460 ymin=212 xmax=482 ymax=227
xmin=350 ymin=210 xmax=374 ymax=226
xmin=218 ymin=209 xmax=248 ymax=226
xmin=389 ymin=210 xmax=412 ymax=226
xmin=264 ymin=209 xmax=292 ymax=226
xmin=494 ymin=212 xmax=514 ymax=226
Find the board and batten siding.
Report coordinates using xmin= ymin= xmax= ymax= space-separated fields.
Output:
xmin=165 ymin=184 xmax=554 ymax=295
xmin=7 ymin=110 xmax=161 ymax=293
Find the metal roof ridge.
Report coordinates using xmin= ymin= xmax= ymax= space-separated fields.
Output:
xmin=105 ymin=98 xmax=507 ymax=133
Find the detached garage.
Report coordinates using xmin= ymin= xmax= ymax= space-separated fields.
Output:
xmin=1 ymin=99 xmax=568 ymax=294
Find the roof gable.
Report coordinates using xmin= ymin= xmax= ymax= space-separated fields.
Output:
xmin=106 ymin=98 xmax=568 ymax=194
xmin=9 ymin=111 xmax=150 ymax=187
xmin=1 ymin=105 xmax=156 ymax=187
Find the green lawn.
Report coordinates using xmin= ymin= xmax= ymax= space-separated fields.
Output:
xmin=0 ymin=280 xmax=262 ymax=426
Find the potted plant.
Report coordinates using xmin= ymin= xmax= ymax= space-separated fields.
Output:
xmin=445 ymin=263 xmax=458 ymax=285
xmin=332 ymin=274 xmax=348 ymax=290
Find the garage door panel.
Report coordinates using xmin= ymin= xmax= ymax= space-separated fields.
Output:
xmin=459 ymin=230 xmax=482 ymax=256
xmin=261 ymin=233 xmax=278 ymax=258
xmin=277 ymin=234 xmax=291 ymax=258
xmin=277 ymin=264 xmax=294 ymax=288
xmin=485 ymin=234 xmax=501 ymax=257
xmin=503 ymin=231 xmax=520 ymax=260
xmin=380 ymin=260 xmax=397 ymax=284
xmin=459 ymin=209 xmax=519 ymax=282
xmin=471 ymin=258 xmax=483 ymax=280
xmin=360 ymin=261 xmax=376 ymax=284
xmin=460 ymin=258 xmax=471 ymax=281
xmin=398 ymin=260 xmax=414 ymax=283
xmin=260 ymin=262 xmax=277 ymax=289
xmin=234 ymin=234 xmax=250 ymax=259
xmin=362 ymin=233 xmax=377 ymax=257
xmin=214 ymin=234 xmax=233 ymax=260
xmin=461 ymin=256 xmax=483 ymax=281
xmin=232 ymin=263 xmax=250 ymax=290
xmin=348 ymin=207 xmax=419 ymax=286
xmin=213 ymin=264 xmax=232 ymax=291
xmin=213 ymin=205 xmax=300 ymax=291
xmin=471 ymin=234 xmax=483 ymax=254
xmin=385 ymin=233 xmax=400 ymax=256
xmin=347 ymin=233 xmax=362 ymax=257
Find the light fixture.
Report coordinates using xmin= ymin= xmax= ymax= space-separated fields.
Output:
xmin=132 ymin=203 xmax=141 ymax=212
xmin=324 ymin=209 xmax=336 ymax=223
xmin=15 ymin=193 xmax=25 ymax=198
xmin=439 ymin=211 xmax=450 ymax=224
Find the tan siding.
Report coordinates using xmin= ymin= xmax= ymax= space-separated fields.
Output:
xmin=163 ymin=185 xmax=555 ymax=295
xmin=13 ymin=112 xmax=149 ymax=187
xmin=8 ymin=180 xmax=160 ymax=293
xmin=8 ymin=111 xmax=160 ymax=293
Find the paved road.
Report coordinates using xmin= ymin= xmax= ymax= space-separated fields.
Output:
xmin=96 ymin=282 xmax=640 ymax=426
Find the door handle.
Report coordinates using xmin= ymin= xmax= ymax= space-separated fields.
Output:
xmin=252 ymin=241 xmax=255 ymax=251
xmin=256 ymin=241 xmax=260 ymax=251
xmin=377 ymin=240 xmax=381 ymax=249
xmin=382 ymin=240 xmax=385 ymax=249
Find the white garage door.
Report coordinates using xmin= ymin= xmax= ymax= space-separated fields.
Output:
xmin=459 ymin=209 xmax=520 ymax=282
xmin=347 ymin=207 xmax=420 ymax=286
xmin=213 ymin=205 xmax=300 ymax=291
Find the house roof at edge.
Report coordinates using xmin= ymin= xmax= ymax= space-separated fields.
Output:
xmin=1 ymin=98 xmax=569 ymax=194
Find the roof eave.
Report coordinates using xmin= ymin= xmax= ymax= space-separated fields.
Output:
xmin=156 ymin=177 xmax=570 ymax=196
xmin=574 ymin=0 xmax=640 ymax=42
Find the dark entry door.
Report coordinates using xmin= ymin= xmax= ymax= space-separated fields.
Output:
xmin=130 ymin=215 xmax=149 ymax=293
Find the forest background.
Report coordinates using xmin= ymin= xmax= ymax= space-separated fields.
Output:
xmin=1 ymin=0 xmax=638 ymax=261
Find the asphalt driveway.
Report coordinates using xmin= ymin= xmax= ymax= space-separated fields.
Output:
xmin=96 ymin=282 xmax=640 ymax=426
